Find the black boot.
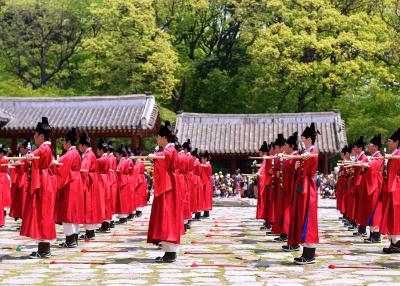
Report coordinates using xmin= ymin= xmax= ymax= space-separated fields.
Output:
xmin=354 ymin=225 xmax=367 ymax=236
xmin=135 ymin=210 xmax=143 ymax=217
xmin=294 ymin=247 xmax=315 ymax=265
xmin=186 ymin=220 xmax=191 ymax=229
xmin=203 ymin=211 xmax=210 ymax=218
xmin=184 ymin=223 xmax=190 ymax=232
xmin=97 ymin=221 xmax=111 ymax=233
xmin=3 ymin=209 xmax=6 ymax=218
xmin=383 ymin=240 xmax=400 ymax=254
xmin=194 ymin=212 xmax=201 ymax=220
xmin=155 ymin=252 xmax=177 ymax=263
xmin=364 ymin=232 xmax=381 ymax=243
xmin=110 ymin=221 xmax=115 ymax=228
xmin=75 ymin=233 xmax=79 ymax=246
xmin=273 ymin=234 xmax=288 ymax=242
xmin=118 ymin=217 xmax=128 ymax=224
xmin=59 ymin=234 xmax=77 ymax=248
xmin=80 ymin=229 xmax=95 ymax=240
xmin=127 ymin=214 xmax=135 ymax=221
xmin=30 ymin=242 xmax=51 ymax=259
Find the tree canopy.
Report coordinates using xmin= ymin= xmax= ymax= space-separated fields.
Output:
xmin=0 ymin=0 xmax=398 ymax=142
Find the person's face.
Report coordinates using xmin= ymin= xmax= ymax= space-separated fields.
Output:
xmin=97 ymin=149 xmax=104 ymax=157
xmin=62 ymin=139 xmax=71 ymax=151
xmin=367 ymin=143 xmax=378 ymax=155
xmin=388 ymin=139 xmax=399 ymax=151
xmin=116 ymin=153 xmax=122 ymax=160
xmin=34 ymin=132 xmax=44 ymax=146
xmin=301 ymin=136 xmax=312 ymax=148
xmin=156 ymin=135 xmax=168 ymax=148
xmin=79 ymin=144 xmax=85 ymax=153
xmin=283 ymin=143 xmax=293 ymax=154
xmin=19 ymin=147 xmax=28 ymax=155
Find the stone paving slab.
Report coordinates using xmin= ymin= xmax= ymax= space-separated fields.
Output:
xmin=0 ymin=199 xmax=399 ymax=285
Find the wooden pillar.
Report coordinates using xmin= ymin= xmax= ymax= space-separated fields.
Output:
xmin=323 ymin=153 xmax=329 ymax=174
xmin=131 ymin=134 xmax=137 ymax=151
xmin=139 ymin=136 xmax=144 ymax=151
xmin=230 ymin=155 xmax=237 ymax=174
xmin=51 ymin=136 xmax=57 ymax=150
xmin=11 ymin=136 xmax=17 ymax=154
xmin=91 ymin=133 xmax=97 ymax=151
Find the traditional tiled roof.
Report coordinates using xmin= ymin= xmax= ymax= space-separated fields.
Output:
xmin=175 ymin=112 xmax=347 ymax=154
xmin=0 ymin=94 xmax=159 ymax=133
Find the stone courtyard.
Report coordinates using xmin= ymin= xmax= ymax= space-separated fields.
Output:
xmin=0 ymin=199 xmax=399 ymax=286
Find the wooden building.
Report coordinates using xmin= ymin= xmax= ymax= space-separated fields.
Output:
xmin=175 ymin=111 xmax=347 ymax=174
xmin=0 ymin=94 xmax=160 ymax=151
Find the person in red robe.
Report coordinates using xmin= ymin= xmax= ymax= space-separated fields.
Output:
xmin=356 ymin=134 xmax=384 ymax=243
xmin=115 ymin=144 xmax=131 ymax=224
xmin=191 ymin=148 xmax=204 ymax=220
xmin=337 ymin=145 xmax=351 ymax=223
xmin=134 ymin=157 xmax=148 ymax=217
xmin=184 ymin=140 xmax=198 ymax=224
xmin=287 ymin=123 xmax=320 ymax=265
xmin=79 ymin=132 xmax=101 ymax=240
xmin=255 ymin=141 xmax=270 ymax=229
xmin=96 ymin=139 xmax=112 ymax=233
xmin=200 ymin=151 xmax=213 ymax=217
xmin=381 ymin=128 xmax=400 ymax=253
xmin=0 ymin=145 xmax=11 ymax=214
xmin=274 ymin=132 xmax=298 ymax=243
xmin=127 ymin=151 xmax=137 ymax=221
xmin=56 ymin=128 xmax=83 ymax=248
xmin=20 ymin=117 xmax=57 ymax=259
xmin=181 ymin=140 xmax=193 ymax=230
xmin=352 ymin=136 xmax=369 ymax=236
xmin=147 ymin=121 xmax=182 ymax=263
xmin=0 ymin=145 xmax=9 ymax=227
xmin=10 ymin=140 xmax=30 ymax=221
xmin=107 ymin=142 xmax=119 ymax=228
xmin=271 ymin=134 xmax=286 ymax=235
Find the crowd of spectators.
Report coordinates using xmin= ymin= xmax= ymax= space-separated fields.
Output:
xmin=212 ymin=170 xmax=338 ymax=199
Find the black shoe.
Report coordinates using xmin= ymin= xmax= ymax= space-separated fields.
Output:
xmin=127 ymin=214 xmax=135 ymax=221
xmin=364 ymin=232 xmax=381 ymax=244
xmin=75 ymin=234 xmax=79 ymax=246
xmin=274 ymin=234 xmax=288 ymax=242
xmin=282 ymin=245 xmax=300 ymax=252
xmin=110 ymin=221 xmax=115 ymax=228
xmin=59 ymin=235 xmax=77 ymax=248
xmin=155 ymin=252 xmax=176 ymax=263
xmin=118 ymin=218 xmax=128 ymax=224
xmin=203 ymin=211 xmax=210 ymax=218
xmin=195 ymin=212 xmax=201 ymax=220
xmin=294 ymin=256 xmax=315 ymax=265
xmin=135 ymin=211 xmax=142 ymax=217
xmin=383 ymin=243 xmax=400 ymax=254
xmin=97 ymin=222 xmax=111 ymax=233
xmin=353 ymin=231 xmax=368 ymax=237
xmin=30 ymin=242 xmax=51 ymax=259
xmin=80 ymin=229 xmax=95 ymax=240
xmin=348 ymin=226 xmax=356 ymax=230
xmin=184 ymin=223 xmax=190 ymax=232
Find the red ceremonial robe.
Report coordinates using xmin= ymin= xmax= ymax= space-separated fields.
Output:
xmin=55 ymin=146 xmax=84 ymax=224
xmin=177 ymin=152 xmax=190 ymax=222
xmin=288 ymin=146 xmax=319 ymax=245
xmin=97 ymin=154 xmax=112 ymax=221
xmin=128 ymin=160 xmax=137 ymax=213
xmin=147 ymin=143 xmax=182 ymax=245
xmin=188 ymin=155 xmax=199 ymax=213
xmin=336 ymin=166 xmax=345 ymax=214
xmin=201 ymin=162 xmax=213 ymax=211
xmin=356 ymin=151 xmax=384 ymax=227
xmin=193 ymin=159 xmax=204 ymax=211
xmin=181 ymin=154 xmax=192 ymax=220
xmin=108 ymin=154 xmax=118 ymax=215
xmin=273 ymin=152 xmax=297 ymax=235
xmin=256 ymin=160 xmax=272 ymax=220
xmin=20 ymin=142 xmax=57 ymax=240
xmin=268 ymin=158 xmax=281 ymax=225
xmin=81 ymin=148 xmax=102 ymax=224
xmin=135 ymin=161 xmax=148 ymax=208
xmin=347 ymin=153 xmax=368 ymax=221
xmin=116 ymin=157 xmax=131 ymax=215
xmin=10 ymin=157 xmax=29 ymax=219
xmin=0 ymin=158 xmax=11 ymax=208
xmin=380 ymin=148 xmax=400 ymax=235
